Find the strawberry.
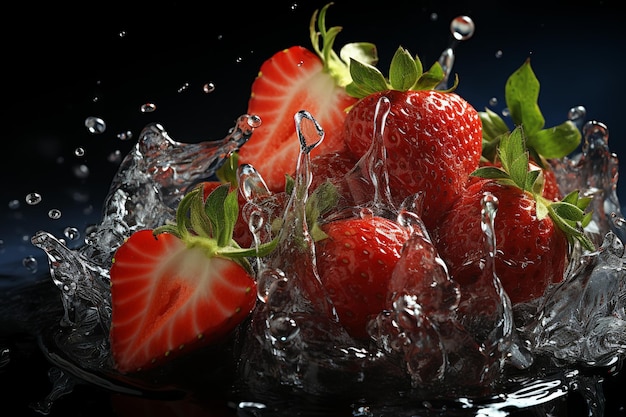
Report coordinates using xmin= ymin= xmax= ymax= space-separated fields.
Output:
xmin=237 ymin=3 xmax=377 ymax=192
xmin=314 ymin=211 xmax=412 ymax=339
xmin=109 ymin=184 xmax=277 ymax=373
xmin=341 ymin=46 xmax=483 ymax=229
xmin=433 ymin=127 xmax=594 ymax=304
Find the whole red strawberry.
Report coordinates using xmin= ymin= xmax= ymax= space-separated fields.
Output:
xmin=315 ymin=212 xmax=411 ymax=339
xmin=342 ymin=47 xmax=482 ymax=229
xmin=238 ymin=4 xmax=376 ymax=193
xmin=433 ymin=128 xmax=594 ymax=304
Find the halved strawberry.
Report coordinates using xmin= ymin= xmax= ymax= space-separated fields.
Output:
xmin=109 ymin=184 xmax=276 ymax=373
xmin=237 ymin=3 xmax=377 ymax=192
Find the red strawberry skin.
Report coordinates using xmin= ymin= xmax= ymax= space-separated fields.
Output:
xmin=432 ymin=177 xmax=568 ymax=304
xmin=109 ymin=230 xmax=257 ymax=373
xmin=238 ymin=46 xmax=357 ymax=192
xmin=343 ymin=90 xmax=482 ymax=228
xmin=315 ymin=215 xmax=411 ymax=339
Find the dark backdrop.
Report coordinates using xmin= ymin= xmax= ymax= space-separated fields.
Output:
xmin=1 ymin=1 xmax=624 ymax=416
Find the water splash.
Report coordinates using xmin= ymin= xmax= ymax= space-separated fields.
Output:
xmin=30 ymin=114 xmax=260 ymax=374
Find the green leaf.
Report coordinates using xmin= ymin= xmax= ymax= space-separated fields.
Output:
xmin=414 ymin=61 xmax=446 ymax=90
xmin=505 ymin=59 xmax=545 ymax=135
xmin=388 ymin=46 xmax=419 ymax=91
xmin=220 ymin=190 xmax=239 ymax=247
xmin=471 ymin=166 xmax=510 ymax=180
xmin=349 ymin=58 xmax=389 ymax=97
xmin=480 ymin=108 xmax=510 ymax=142
xmin=526 ymin=120 xmax=582 ymax=159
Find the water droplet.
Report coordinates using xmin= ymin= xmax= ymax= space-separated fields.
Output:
xmin=74 ymin=147 xmax=85 ymax=157
xmin=502 ymin=108 xmax=510 ymax=117
xmin=48 ymin=209 xmax=62 ymax=220
xmin=119 ymin=30 xmax=127 ymax=38
xmin=495 ymin=50 xmax=503 ymax=58
xmin=235 ymin=56 xmax=244 ymax=63
xmin=203 ymin=82 xmax=216 ymax=93
xmin=25 ymin=192 xmax=42 ymax=205
xmin=73 ymin=164 xmax=90 ymax=179
xmin=247 ymin=114 xmax=262 ymax=129
xmin=92 ymin=96 xmax=99 ymax=103
xmin=84 ymin=116 xmax=106 ymax=134
xmin=450 ymin=16 xmax=475 ymax=41
xmin=177 ymin=82 xmax=190 ymax=93
xmin=22 ymin=256 xmax=38 ymax=274
xmin=430 ymin=13 xmax=438 ymax=21
xmin=117 ymin=130 xmax=133 ymax=141
xmin=8 ymin=199 xmax=20 ymax=210
xmin=64 ymin=227 xmax=80 ymax=241
xmin=290 ymin=2 xmax=298 ymax=11
xmin=140 ymin=103 xmax=156 ymax=113
xmin=568 ymin=105 xmax=587 ymax=123
xmin=108 ymin=150 xmax=122 ymax=163
xmin=489 ymin=97 xmax=498 ymax=107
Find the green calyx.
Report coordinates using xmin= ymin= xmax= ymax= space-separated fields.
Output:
xmin=310 ymin=2 xmax=378 ymax=88
xmin=472 ymin=126 xmax=595 ymax=252
xmin=345 ymin=46 xmax=456 ymax=99
xmin=480 ymin=58 xmax=582 ymax=164
xmin=153 ymin=184 xmax=278 ymax=269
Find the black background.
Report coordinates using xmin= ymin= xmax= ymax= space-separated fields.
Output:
xmin=1 ymin=1 xmax=625 ymax=416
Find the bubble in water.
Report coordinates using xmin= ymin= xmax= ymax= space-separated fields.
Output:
xmin=290 ymin=2 xmax=298 ymax=11
xmin=450 ymin=16 xmax=475 ymax=41
xmin=489 ymin=97 xmax=498 ymax=107
xmin=495 ymin=50 xmax=503 ymax=58
xmin=25 ymin=192 xmax=42 ymax=205
xmin=8 ymin=199 xmax=20 ymax=210
xmin=140 ymin=103 xmax=157 ymax=113
xmin=63 ymin=227 xmax=80 ymax=241
xmin=203 ymin=82 xmax=216 ymax=93
xmin=48 ymin=209 xmax=62 ymax=220
xmin=73 ymin=164 xmax=90 ymax=179
xmin=118 ymin=30 xmax=126 ymax=38
xmin=430 ymin=13 xmax=438 ymax=21
xmin=84 ymin=117 xmax=106 ymax=134
xmin=74 ymin=147 xmax=85 ymax=157
xmin=116 ymin=131 xmax=133 ymax=141
xmin=177 ymin=82 xmax=190 ymax=93
xmin=22 ymin=256 xmax=38 ymax=274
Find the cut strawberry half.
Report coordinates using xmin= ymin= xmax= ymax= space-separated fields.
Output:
xmin=109 ymin=184 xmax=277 ymax=373
xmin=237 ymin=3 xmax=377 ymax=192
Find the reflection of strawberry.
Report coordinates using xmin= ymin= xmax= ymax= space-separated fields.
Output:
xmin=433 ymin=128 xmax=594 ymax=304
xmin=314 ymin=213 xmax=411 ymax=339
xmin=342 ymin=47 xmax=482 ymax=228
xmin=109 ymin=185 xmax=276 ymax=373
xmin=237 ymin=4 xmax=376 ymax=192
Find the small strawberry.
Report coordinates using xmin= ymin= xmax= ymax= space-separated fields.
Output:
xmin=237 ymin=3 xmax=377 ymax=192
xmin=314 ymin=211 xmax=412 ymax=339
xmin=109 ymin=184 xmax=277 ymax=373
xmin=342 ymin=46 xmax=482 ymax=229
xmin=433 ymin=127 xmax=594 ymax=304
